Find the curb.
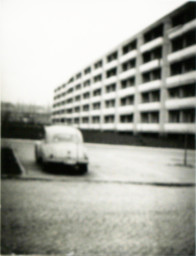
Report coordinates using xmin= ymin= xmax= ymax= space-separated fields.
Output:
xmin=12 ymin=150 xmax=26 ymax=176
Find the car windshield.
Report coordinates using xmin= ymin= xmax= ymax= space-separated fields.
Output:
xmin=47 ymin=133 xmax=78 ymax=143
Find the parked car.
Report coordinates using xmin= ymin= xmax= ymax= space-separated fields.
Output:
xmin=35 ymin=125 xmax=88 ymax=174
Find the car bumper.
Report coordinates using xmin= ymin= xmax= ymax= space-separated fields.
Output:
xmin=43 ymin=157 xmax=88 ymax=165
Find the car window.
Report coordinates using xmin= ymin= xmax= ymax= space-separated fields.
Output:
xmin=47 ymin=133 xmax=80 ymax=143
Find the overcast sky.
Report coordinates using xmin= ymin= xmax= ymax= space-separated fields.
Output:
xmin=1 ymin=0 xmax=186 ymax=106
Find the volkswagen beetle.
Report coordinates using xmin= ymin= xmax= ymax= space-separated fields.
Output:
xmin=35 ymin=125 xmax=88 ymax=174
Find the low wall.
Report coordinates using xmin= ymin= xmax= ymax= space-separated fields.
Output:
xmin=1 ymin=122 xmax=195 ymax=149
xmin=80 ymin=130 xmax=195 ymax=149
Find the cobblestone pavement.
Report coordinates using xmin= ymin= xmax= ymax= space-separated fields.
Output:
xmin=1 ymin=139 xmax=195 ymax=255
xmin=2 ymin=179 xmax=195 ymax=255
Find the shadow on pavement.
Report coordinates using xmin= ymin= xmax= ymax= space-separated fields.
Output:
xmin=1 ymin=147 xmax=22 ymax=177
xmin=41 ymin=163 xmax=88 ymax=176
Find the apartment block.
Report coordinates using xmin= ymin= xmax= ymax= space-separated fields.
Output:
xmin=52 ymin=2 xmax=196 ymax=137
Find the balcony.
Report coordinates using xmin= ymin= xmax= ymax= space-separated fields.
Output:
xmin=105 ymin=60 xmax=118 ymax=70
xmin=119 ymin=50 xmax=137 ymax=63
xmin=116 ymin=123 xmax=134 ymax=131
xmin=80 ymin=112 xmax=89 ymax=117
xmin=138 ymin=102 xmax=161 ymax=111
xmin=72 ymin=113 xmax=80 ymax=118
xmin=80 ymin=124 xmax=90 ymax=129
xmin=64 ymin=103 xmax=74 ymax=109
xmin=80 ymin=98 xmax=90 ymax=106
xmin=139 ymin=59 xmax=162 ymax=73
xmin=119 ymin=68 xmax=136 ymax=80
xmin=91 ymin=81 xmax=102 ymax=90
xmin=90 ymin=109 xmax=101 ymax=116
xmin=140 ymin=37 xmax=164 ymax=53
xmin=118 ymin=105 xmax=134 ymax=114
xmin=90 ymin=95 xmax=102 ymax=103
xmin=89 ymin=124 xmax=101 ymax=130
xmin=118 ymin=87 xmax=135 ymax=98
xmin=168 ymin=45 xmax=196 ymax=63
xmin=136 ymin=123 xmax=160 ymax=132
xmin=166 ymin=71 xmax=196 ymax=87
xmin=165 ymin=97 xmax=196 ymax=110
xmin=64 ymin=113 xmax=73 ymax=119
xmin=102 ymin=123 xmax=115 ymax=130
xmin=92 ymin=68 xmax=102 ymax=77
xmin=102 ymin=108 xmax=116 ymax=115
xmin=168 ymin=19 xmax=196 ymax=40
xmin=164 ymin=123 xmax=195 ymax=134
xmin=103 ymin=91 xmax=116 ymax=100
xmin=81 ymin=86 xmax=91 ymax=94
xmin=103 ymin=76 xmax=117 ymax=86
xmin=138 ymin=80 xmax=162 ymax=92
xmin=82 ymin=73 xmax=91 ymax=81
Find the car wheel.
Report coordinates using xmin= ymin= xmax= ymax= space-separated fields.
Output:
xmin=35 ymin=148 xmax=41 ymax=164
xmin=78 ymin=164 xmax=88 ymax=174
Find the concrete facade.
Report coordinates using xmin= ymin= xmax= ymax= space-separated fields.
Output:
xmin=52 ymin=2 xmax=196 ymax=135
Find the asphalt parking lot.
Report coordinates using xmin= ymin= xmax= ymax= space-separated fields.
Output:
xmin=1 ymin=139 xmax=195 ymax=255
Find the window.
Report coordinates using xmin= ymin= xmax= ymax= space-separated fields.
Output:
xmin=143 ymin=47 xmax=162 ymax=63
xmin=169 ymin=110 xmax=180 ymax=123
xmin=83 ymin=79 xmax=91 ymax=87
xmin=93 ymin=89 xmax=101 ymax=96
xmin=82 ymin=117 xmax=89 ymax=123
xmin=68 ymin=77 xmax=74 ymax=83
xmin=106 ymin=68 xmax=117 ymax=78
xmin=83 ymin=104 xmax=89 ymax=111
xmin=94 ymin=60 xmax=102 ymax=69
xmin=120 ymin=114 xmax=133 ymax=123
xmin=171 ymin=30 xmax=196 ymax=52
xmin=105 ymin=99 xmax=115 ymax=108
xmin=67 ymin=108 xmax=72 ymax=113
xmin=141 ymin=90 xmax=160 ymax=103
xmin=106 ymin=83 xmax=116 ymax=93
xmin=121 ymin=59 xmax=136 ymax=71
xmin=168 ymin=84 xmax=195 ymax=98
xmin=66 ymin=118 xmax=72 ymax=124
xmin=182 ymin=109 xmax=195 ymax=123
xmin=67 ymin=88 xmax=73 ymax=94
xmin=107 ymin=51 xmax=118 ymax=62
xmin=104 ymin=115 xmax=114 ymax=123
xmin=75 ymin=95 xmax=81 ymax=101
xmin=75 ymin=84 xmax=81 ymax=90
xmin=94 ymin=74 xmax=102 ymax=83
xmin=92 ymin=116 xmax=100 ymax=123
xmin=170 ymin=57 xmax=196 ymax=75
xmin=93 ymin=102 xmax=101 ymax=109
xmin=172 ymin=3 xmax=196 ymax=27
xmin=74 ymin=106 xmax=80 ymax=112
xmin=74 ymin=118 xmax=79 ymax=124
xmin=142 ymin=68 xmax=161 ymax=83
xmin=141 ymin=112 xmax=159 ymax=123
xmin=120 ymin=95 xmax=134 ymax=106
xmin=83 ymin=92 xmax=90 ymax=99
xmin=76 ymin=73 xmax=82 ymax=79
xmin=144 ymin=24 xmax=163 ymax=43
xmin=122 ymin=40 xmax=137 ymax=55
xmin=67 ymin=98 xmax=73 ymax=103
xmin=169 ymin=109 xmax=195 ymax=123
xmin=84 ymin=67 xmax=91 ymax=74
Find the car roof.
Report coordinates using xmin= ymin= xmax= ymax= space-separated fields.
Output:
xmin=44 ymin=125 xmax=82 ymax=136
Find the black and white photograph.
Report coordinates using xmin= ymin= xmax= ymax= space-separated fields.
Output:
xmin=1 ymin=0 xmax=196 ymax=255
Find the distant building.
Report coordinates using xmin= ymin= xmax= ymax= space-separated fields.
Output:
xmin=52 ymin=2 xmax=196 ymax=136
xmin=1 ymin=102 xmax=51 ymax=125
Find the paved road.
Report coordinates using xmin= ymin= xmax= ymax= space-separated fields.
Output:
xmin=1 ymin=139 xmax=195 ymax=255
xmin=2 ymin=138 xmax=195 ymax=184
